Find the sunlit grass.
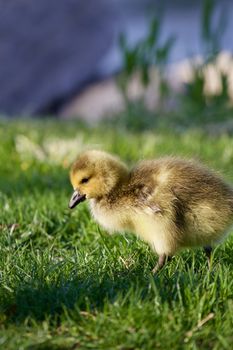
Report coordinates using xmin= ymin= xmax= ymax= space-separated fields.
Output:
xmin=0 ymin=118 xmax=232 ymax=350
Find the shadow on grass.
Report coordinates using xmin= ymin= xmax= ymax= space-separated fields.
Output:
xmin=2 ymin=260 xmax=208 ymax=325
xmin=26 ymin=343 xmax=73 ymax=350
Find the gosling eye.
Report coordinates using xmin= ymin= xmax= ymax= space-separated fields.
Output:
xmin=80 ymin=177 xmax=89 ymax=184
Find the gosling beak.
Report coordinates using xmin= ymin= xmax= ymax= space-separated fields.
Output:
xmin=69 ymin=190 xmax=86 ymax=209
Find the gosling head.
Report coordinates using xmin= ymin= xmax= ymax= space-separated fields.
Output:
xmin=69 ymin=150 xmax=128 ymax=209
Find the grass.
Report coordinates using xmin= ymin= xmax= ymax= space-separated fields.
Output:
xmin=0 ymin=117 xmax=233 ymax=350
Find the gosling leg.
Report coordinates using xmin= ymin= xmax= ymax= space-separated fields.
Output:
xmin=152 ymin=254 xmax=172 ymax=274
xmin=204 ymin=246 xmax=212 ymax=267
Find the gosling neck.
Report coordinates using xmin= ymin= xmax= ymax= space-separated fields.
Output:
xmin=95 ymin=167 xmax=130 ymax=203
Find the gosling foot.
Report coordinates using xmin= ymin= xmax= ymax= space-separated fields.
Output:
xmin=152 ymin=254 xmax=172 ymax=274
xmin=204 ymin=246 xmax=212 ymax=268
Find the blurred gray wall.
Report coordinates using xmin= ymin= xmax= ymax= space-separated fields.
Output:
xmin=0 ymin=0 xmax=232 ymax=116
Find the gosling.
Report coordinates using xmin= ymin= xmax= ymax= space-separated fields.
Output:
xmin=69 ymin=150 xmax=233 ymax=272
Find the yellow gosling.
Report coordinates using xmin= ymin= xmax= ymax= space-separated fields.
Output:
xmin=69 ymin=150 xmax=233 ymax=272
